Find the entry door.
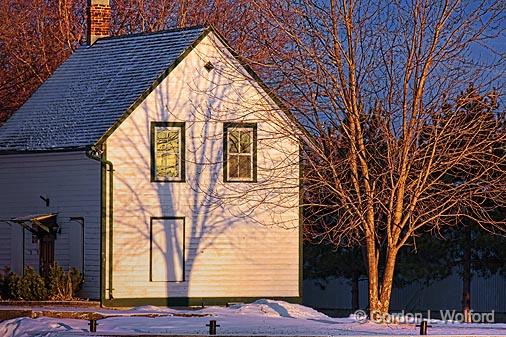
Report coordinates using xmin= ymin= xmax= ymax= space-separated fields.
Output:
xmin=39 ymin=235 xmax=55 ymax=276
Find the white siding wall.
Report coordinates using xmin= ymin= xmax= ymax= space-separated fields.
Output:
xmin=0 ymin=152 xmax=101 ymax=298
xmin=105 ymin=32 xmax=300 ymax=299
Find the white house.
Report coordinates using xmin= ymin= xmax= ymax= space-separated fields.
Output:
xmin=0 ymin=0 xmax=301 ymax=306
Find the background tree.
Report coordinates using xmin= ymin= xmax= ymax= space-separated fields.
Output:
xmin=394 ymin=234 xmax=455 ymax=290
xmin=0 ymin=0 xmax=287 ymax=123
xmin=0 ymin=0 xmax=84 ymax=123
xmin=451 ymin=217 xmax=506 ymax=322
xmin=439 ymin=85 xmax=506 ymax=322
xmin=304 ymin=243 xmax=366 ymax=311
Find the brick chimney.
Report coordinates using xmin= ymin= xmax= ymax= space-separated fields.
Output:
xmin=87 ymin=0 xmax=111 ymax=45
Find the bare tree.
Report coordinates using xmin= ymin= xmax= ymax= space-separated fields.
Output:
xmin=0 ymin=0 xmax=288 ymax=124
xmin=246 ymin=0 xmax=506 ymax=318
xmin=0 ymin=0 xmax=85 ymax=123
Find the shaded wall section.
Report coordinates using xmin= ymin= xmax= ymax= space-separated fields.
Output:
xmin=0 ymin=152 xmax=101 ymax=299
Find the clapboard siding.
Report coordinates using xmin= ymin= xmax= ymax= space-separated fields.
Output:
xmin=0 ymin=152 xmax=101 ymax=298
xmin=105 ymin=32 xmax=300 ymax=300
xmin=0 ymin=221 xmax=11 ymax=268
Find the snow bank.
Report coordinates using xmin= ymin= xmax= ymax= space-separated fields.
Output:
xmin=230 ymin=299 xmax=330 ymax=320
xmin=0 ymin=317 xmax=87 ymax=337
xmin=129 ymin=305 xmax=177 ymax=313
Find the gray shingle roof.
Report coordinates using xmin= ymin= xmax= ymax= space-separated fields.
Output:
xmin=0 ymin=25 xmax=207 ymax=153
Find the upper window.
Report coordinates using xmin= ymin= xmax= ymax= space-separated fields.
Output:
xmin=151 ymin=122 xmax=185 ymax=182
xmin=224 ymin=123 xmax=257 ymax=182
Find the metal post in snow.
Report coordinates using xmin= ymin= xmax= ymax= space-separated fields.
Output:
xmin=206 ymin=320 xmax=220 ymax=335
xmin=89 ymin=319 xmax=97 ymax=332
xmin=419 ymin=320 xmax=428 ymax=335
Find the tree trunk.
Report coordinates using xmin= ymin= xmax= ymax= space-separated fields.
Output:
xmin=351 ymin=269 xmax=359 ymax=311
xmin=365 ymin=236 xmax=380 ymax=318
xmin=366 ymin=235 xmax=399 ymax=321
xmin=462 ymin=226 xmax=472 ymax=323
xmin=377 ymin=247 xmax=398 ymax=316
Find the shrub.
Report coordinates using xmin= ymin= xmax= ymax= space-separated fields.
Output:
xmin=46 ymin=264 xmax=83 ymax=300
xmin=68 ymin=267 xmax=84 ymax=296
xmin=0 ymin=267 xmax=13 ymax=299
xmin=1 ymin=267 xmax=19 ymax=300
xmin=10 ymin=267 xmax=48 ymax=300
xmin=0 ymin=263 xmax=83 ymax=301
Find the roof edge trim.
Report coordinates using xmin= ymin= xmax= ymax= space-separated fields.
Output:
xmin=0 ymin=146 xmax=89 ymax=156
xmin=94 ymin=24 xmax=208 ymax=44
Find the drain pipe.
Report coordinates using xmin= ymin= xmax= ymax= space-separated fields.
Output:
xmin=86 ymin=146 xmax=114 ymax=301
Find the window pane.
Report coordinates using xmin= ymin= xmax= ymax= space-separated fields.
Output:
xmin=240 ymin=131 xmax=252 ymax=153
xmin=224 ymin=125 xmax=255 ymax=182
xmin=166 ymin=131 xmax=179 ymax=152
xmin=157 ymin=130 xmax=179 ymax=153
xmin=238 ymin=155 xmax=252 ymax=178
xmin=229 ymin=155 xmax=239 ymax=178
xmin=228 ymin=130 xmax=240 ymax=153
xmin=154 ymin=125 xmax=181 ymax=180
xmin=156 ymin=130 xmax=167 ymax=150
xmin=157 ymin=129 xmax=169 ymax=140
xmin=157 ymin=153 xmax=179 ymax=178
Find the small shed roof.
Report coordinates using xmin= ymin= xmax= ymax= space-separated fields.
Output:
xmin=0 ymin=213 xmax=58 ymax=234
xmin=0 ymin=26 xmax=206 ymax=153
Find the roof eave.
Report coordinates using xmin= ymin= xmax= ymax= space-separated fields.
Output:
xmin=0 ymin=145 xmax=89 ymax=156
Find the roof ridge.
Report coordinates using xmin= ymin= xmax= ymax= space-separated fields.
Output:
xmin=94 ymin=25 xmax=208 ymax=44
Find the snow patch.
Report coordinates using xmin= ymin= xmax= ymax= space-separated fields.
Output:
xmin=130 ymin=305 xmax=176 ymax=313
xmin=2 ymin=301 xmax=506 ymax=337
xmin=231 ymin=299 xmax=330 ymax=320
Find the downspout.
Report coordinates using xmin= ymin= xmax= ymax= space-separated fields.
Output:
xmin=22 ymin=227 xmax=25 ymax=276
xmin=86 ymin=145 xmax=114 ymax=302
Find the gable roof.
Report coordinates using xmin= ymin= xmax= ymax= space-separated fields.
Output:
xmin=0 ymin=25 xmax=207 ymax=153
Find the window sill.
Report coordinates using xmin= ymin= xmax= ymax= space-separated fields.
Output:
xmin=224 ymin=179 xmax=257 ymax=183
xmin=151 ymin=178 xmax=186 ymax=183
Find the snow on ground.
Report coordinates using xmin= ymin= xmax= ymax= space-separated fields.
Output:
xmin=1 ymin=299 xmax=505 ymax=337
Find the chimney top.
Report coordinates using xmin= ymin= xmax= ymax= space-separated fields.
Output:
xmin=87 ymin=0 xmax=111 ymax=45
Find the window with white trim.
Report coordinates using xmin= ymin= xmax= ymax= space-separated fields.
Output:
xmin=224 ymin=123 xmax=257 ymax=182
xmin=151 ymin=122 xmax=185 ymax=182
